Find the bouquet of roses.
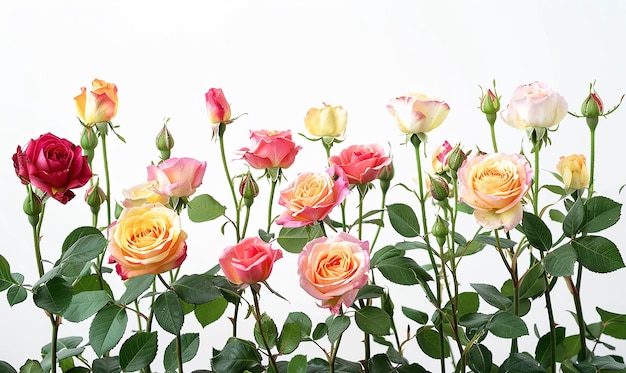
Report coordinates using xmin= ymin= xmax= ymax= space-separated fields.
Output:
xmin=3 ymin=78 xmax=625 ymax=373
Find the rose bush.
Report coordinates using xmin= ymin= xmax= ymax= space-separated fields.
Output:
xmin=219 ymin=237 xmax=283 ymax=286
xmin=328 ymin=143 xmax=391 ymax=185
xmin=74 ymin=79 xmax=119 ymax=125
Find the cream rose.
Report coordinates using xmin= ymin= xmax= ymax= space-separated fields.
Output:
xmin=458 ymin=153 xmax=533 ymax=232
xmin=121 ymin=181 xmax=169 ymax=208
xmin=500 ymin=81 xmax=568 ymax=130
xmin=387 ymin=93 xmax=450 ymax=134
xmin=304 ymin=103 xmax=348 ymax=138
xmin=556 ymin=154 xmax=589 ymax=190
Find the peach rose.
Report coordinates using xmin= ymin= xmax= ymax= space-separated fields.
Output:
xmin=107 ymin=203 xmax=188 ymax=280
xmin=431 ymin=140 xmax=454 ymax=174
xmin=219 ymin=237 xmax=283 ymax=286
xmin=238 ymin=129 xmax=302 ymax=170
xmin=387 ymin=93 xmax=450 ymax=134
xmin=121 ymin=181 xmax=169 ymax=208
xmin=74 ymin=79 xmax=118 ymax=125
xmin=205 ymin=88 xmax=231 ymax=124
xmin=329 ymin=144 xmax=391 ymax=185
xmin=297 ymin=232 xmax=370 ymax=314
xmin=304 ymin=103 xmax=348 ymax=138
xmin=458 ymin=153 xmax=533 ymax=232
xmin=147 ymin=157 xmax=207 ymax=198
xmin=500 ymin=81 xmax=568 ymax=130
xmin=276 ymin=165 xmax=350 ymax=228
xmin=556 ymin=154 xmax=589 ymax=190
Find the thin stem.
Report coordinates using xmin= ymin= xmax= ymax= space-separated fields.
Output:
xmin=489 ymin=120 xmax=499 ymax=153
xmin=266 ymin=177 xmax=278 ymax=234
xmin=495 ymin=230 xmax=519 ymax=353
xmin=218 ymin=123 xmax=241 ymax=242
xmin=232 ymin=299 xmax=240 ymax=337
xmin=49 ymin=315 xmax=59 ymax=373
xmin=99 ymin=131 xmax=112 ymax=226
xmin=588 ymin=127 xmax=596 ymax=197
xmin=242 ymin=205 xmax=251 ymax=239
xmin=176 ymin=333 xmax=184 ymax=373
xmin=369 ymin=189 xmax=387 ymax=251
xmin=570 ymin=268 xmax=588 ymax=361
xmin=251 ymin=288 xmax=279 ymax=373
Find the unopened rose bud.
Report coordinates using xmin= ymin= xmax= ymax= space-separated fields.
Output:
xmin=378 ymin=162 xmax=395 ymax=194
xmin=480 ymin=89 xmax=501 ymax=115
xmin=431 ymin=215 xmax=449 ymax=247
xmin=155 ymin=119 xmax=175 ymax=161
xmin=23 ymin=191 xmax=42 ymax=227
xmin=581 ymin=91 xmax=604 ymax=118
xmin=85 ymin=183 xmax=107 ymax=215
xmin=239 ymin=172 xmax=259 ymax=208
xmin=80 ymin=126 xmax=99 ymax=164
xmin=447 ymin=146 xmax=466 ymax=172
xmin=429 ymin=175 xmax=450 ymax=201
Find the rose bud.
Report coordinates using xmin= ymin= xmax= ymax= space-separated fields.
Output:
xmin=431 ymin=215 xmax=449 ymax=247
xmin=239 ymin=172 xmax=259 ymax=208
xmin=447 ymin=146 xmax=466 ymax=172
xmin=480 ymin=88 xmax=501 ymax=115
xmin=429 ymin=175 xmax=450 ymax=201
xmin=155 ymin=119 xmax=175 ymax=161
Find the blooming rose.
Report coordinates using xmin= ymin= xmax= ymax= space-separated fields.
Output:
xmin=12 ymin=133 xmax=92 ymax=204
xmin=276 ymin=165 xmax=350 ymax=228
xmin=205 ymin=88 xmax=231 ymax=124
xmin=219 ymin=237 xmax=283 ymax=286
xmin=329 ymin=144 xmax=391 ymax=185
xmin=458 ymin=153 xmax=533 ymax=232
xmin=297 ymin=232 xmax=370 ymax=314
xmin=556 ymin=154 xmax=589 ymax=190
xmin=238 ymin=129 xmax=302 ymax=170
xmin=431 ymin=140 xmax=454 ymax=174
xmin=74 ymin=79 xmax=119 ymax=125
xmin=121 ymin=181 xmax=169 ymax=208
xmin=304 ymin=103 xmax=348 ymax=138
xmin=387 ymin=94 xmax=450 ymax=134
xmin=147 ymin=157 xmax=207 ymax=198
xmin=500 ymin=81 xmax=568 ymax=130
xmin=108 ymin=203 xmax=188 ymax=280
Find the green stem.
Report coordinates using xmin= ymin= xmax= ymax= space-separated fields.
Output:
xmin=495 ymin=230 xmax=519 ymax=353
xmin=251 ymin=288 xmax=279 ymax=373
xmin=176 ymin=333 xmax=184 ymax=373
xmin=218 ymin=123 xmax=241 ymax=242
xmin=588 ymin=126 xmax=596 ymax=197
xmin=232 ymin=299 xmax=240 ymax=337
xmin=356 ymin=186 xmax=371 ymax=363
xmin=242 ymin=205 xmax=251 ymax=239
xmin=99 ymin=131 xmax=112 ymax=226
xmin=369 ymin=189 xmax=387 ymax=251
xmin=570 ymin=268 xmax=588 ymax=361
xmin=488 ymin=118 xmax=499 ymax=153
xmin=267 ymin=177 xmax=278 ymax=234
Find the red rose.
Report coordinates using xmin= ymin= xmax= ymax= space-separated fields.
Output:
xmin=13 ymin=133 xmax=92 ymax=204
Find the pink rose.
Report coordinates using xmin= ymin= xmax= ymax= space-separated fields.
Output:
xmin=276 ymin=165 xmax=350 ymax=228
xmin=329 ymin=144 xmax=391 ymax=185
xmin=238 ymin=129 xmax=302 ymax=170
xmin=297 ymin=232 xmax=370 ymax=314
xmin=387 ymin=94 xmax=450 ymax=134
xmin=74 ymin=78 xmax=118 ymax=125
xmin=147 ymin=157 xmax=207 ymax=198
xmin=12 ymin=133 xmax=92 ymax=204
xmin=458 ymin=153 xmax=533 ymax=232
xmin=205 ymin=88 xmax=232 ymax=124
xmin=431 ymin=140 xmax=454 ymax=174
xmin=500 ymin=81 xmax=568 ymax=129
xmin=219 ymin=237 xmax=283 ymax=286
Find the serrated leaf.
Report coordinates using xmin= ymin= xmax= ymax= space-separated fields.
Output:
xmin=500 ymin=353 xmax=546 ymax=373
xmin=573 ymin=235 xmax=625 ymax=273
xmin=285 ymin=312 xmax=312 ymax=338
xmin=154 ymin=291 xmax=184 ymax=335
xmin=549 ymin=208 xmax=566 ymax=223
xmin=0 ymin=255 xmax=14 ymax=291
xmin=311 ymin=323 xmax=327 ymax=340
xmin=522 ymin=212 xmax=552 ymax=251
xmin=91 ymin=357 xmax=121 ymax=373
xmin=89 ymin=305 xmax=128 ymax=357
xmin=276 ymin=225 xmax=324 ymax=254
xmin=173 ymin=275 xmax=220 ymax=304
xmin=327 ymin=315 xmax=350 ymax=343
xmin=376 ymin=256 xmax=431 ymax=285
xmin=18 ymin=360 xmax=43 ymax=373
xmin=118 ymin=332 xmax=158 ymax=372
xmin=253 ymin=312 xmax=278 ymax=350
xmin=187 ymin=194 xmax=226 ymax=222
xmin=355 ymin=306 xmax=391 ymax=337
xmin=194 ymin=296 xmax=228 ymax=327
xmin=597 ymin=307 xmax=626 ymax=339
xmin=63 ymin=290 xmax=111 ymax=322
xmin=386 ymin=203 xmax=420 ymax=237
xmin=473 ymin=234 xmax=517 ymax=248
xmin=582 ymin=196 xmax=622 ymax=233
xmin=563 ymin=197 xmax=585 ymax=237
xmin=471 ymin=283 xmax=512 ymax=311
xmin=59 ymin=233 xmax=107 ymax=277
xmin=211 ymin=338 xmax=263 ymax=373
xmin=401 ymin=306 xmax=429 ymax=325
xmin=287 ymin=354 xmax=307 ymax=373
xmin=416 ymin=327 xmax=450 ymax=358
xmin=486 ymin=311 xmax=528 ymax=338
xmin=7 ymin=285 xmax=27 ymax=306
xmin=467 ymin=343 xmax=492 ymax=373
xmin=118 ymin=274 xmax=155 ymax=305
xmin=277 ymin=322 xmax=301 ymax=354
xmin=544 ymin=244 xmax=577 ymax=277
xmin=163 ymin=333 xmax=200 ymax=372
xmin=33 ymin=277 xmax=73 ymax=315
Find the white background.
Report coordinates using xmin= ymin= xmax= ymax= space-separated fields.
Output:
xmin=1 ymin=1 xmax=625 ymax=371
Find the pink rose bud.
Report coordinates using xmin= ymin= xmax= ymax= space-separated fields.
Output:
xmin=581 ymin=91 xmax=603 ymax=118
xmin=480 ymin=88 xmax=501 ymax=115
xmin=205 ymin=88 xmax=232 ymax=124
xmin=239 ymin=172 xmax=259 ymax=208
xmin=219 ymin=237 xmax=283 ymax=286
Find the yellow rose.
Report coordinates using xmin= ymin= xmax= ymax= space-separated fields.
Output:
xmin=556 ymin=154 xmax=589 ymax=190
xmin=107 ymin=203 xmax=188 ymax=279
xmin=304 ymin=103 xmax=348 ymax=138
xmin=121 ymin=181 xmax=169 ymax=208
xmin=74 ymin=78 xmax=119 ymax=125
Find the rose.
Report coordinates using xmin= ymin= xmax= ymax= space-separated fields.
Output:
xmin=205 ymin=88 xmax=231 ymax=124
xmin=121 ymin=181 xmax=169 ymax=208
xmin=107 ymin=203 xmax=188 ymax=280
xmin=458 ymin=153 xmax=533 ymax=232
xmin=276 ymin=165 xmax=350 ymax=228
xmin=500 ymin=81 xmax=568 ymax=129
xmin=556 ymin=154 xmax=589 ymax=190
xmin=387 ymin=93 xmax=450 ymax=134
xmin=304 ymin=103 xmax=348 ymax=138
xmin=328 ymin=144 xmax=391 ymax=184
xmin=147 ymin=157 xmax=207 ymax=198
xmin=431 ymin=140 xmax=454 ymax=174
xmin=219 ymin=237 xmax=283 ymax=286
xmin=238 ymin=129 xmax=302 ymax=170
xmin=297 ymin=232 xmax=370 ymax=314
xmin=74 ymin=78 xmax=118 ymax=125
xmin=12 ymin=133 xmax=92 ymax=204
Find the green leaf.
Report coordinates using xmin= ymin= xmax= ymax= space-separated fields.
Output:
xmin=163 ymin=333 xmax=200 ymax=372
xmin=311 ymin=322 xmax=327 ymax=340
xmin=518 ymin=262 xmax=546 ymax=299
xmin=486 ymin=311 xmax=528 ymax=338
xmin=61 ymin=226 xmax=103 ymax=253
xmin=535 ymin=326 xmax=566 ymax=368
xmin=451 ymin=292 xmax=480 ymax=319
xmin=582 ymin=196 xmax=622 ymax=233
xmin=89 ymin=304 xmax=128 ymax=357
xmin=563 ymin=197 xmax=585 ymax=237
xmin=0 ymin=255 xmax=14 ymax=291
xmin=118 ymin=274 xmax=155 ymax=305
xmin=194 ymin=296 xmax=228 ymax=327
xmin=33 ymin=277 xmax=73 ymax=315
xmin=549 ymin=208 xmax=566 ymax=223
xmin=369 ymin=245 xmax=403 ymax=267
xmin=0 ymin=361 xmax=17 ymax=373
xmin=73 ymin=274 xmax=113 ymax=296
xmin=253 ymin=312 xmax=278 ymax=350
xmin=91 ymin=357 xmax=121 ymax=373
xmin=63 ymin=290 xmax=112 ymax=322
xmin=173 ymin=274 xmax=221 ymax=304
xmin=386 ymin=203 xmax=420 ymax=237
xmin=59 ymin=233 xmax=108 ymax=277
xmin=276 ymin=225 xmax=324 ymax=254
xmin=355 ymin=284 xmax=385 ymax=301
xmin=467 ymin=343 xmax=492 ymax=373
xmin=366 ymin=354 xmax=394 ymax=373
xmin=154 ymin=291 xmax=184 ymax=335
xmin=522 ymin=212 xmax=552 ymax=251
xmin=401 ymin=306 xmax=429 ymax=325
xmin=7 ymin=285 xmax=27 ymax=306
xmin=211 ymin=338 xmax=263 ymax=373
xmin=327 ymin=315 xmax=350 ymax=343
xmin=18 ymin=360 xmax=43 ymax=373
xmin=473 ymin=234 xmax=517 ymax=249
xmin=277 ymin=323 xmax=301 ymax=354
xmin=543 ymin=244 xmax=577 ymax=277
xmin=286 ymin=354 xmax=307 ymax=373
xmin=376 ymin=256 xmax=431 ymax=285
xmin=597 ymin=307 xmax=626 ymax=339
xmin=119 ymin=332 xmax=158 ymax=372
xmin=285 ymin=312 xmax=312 ymax=338
xmin=416 ymin=327 xmax=450 ymax=358
xmin=572 ymin=235 xmax=625 ymax=273
xmin=500 ymin=353 xmax=546 ymax=373
xmin=355 ymin=306 xmax=391 ymax=337
xmin=187 ymin=193 xmax=226 ymax=222
xmin=470 ymin=283 xmax=512 ymax=311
